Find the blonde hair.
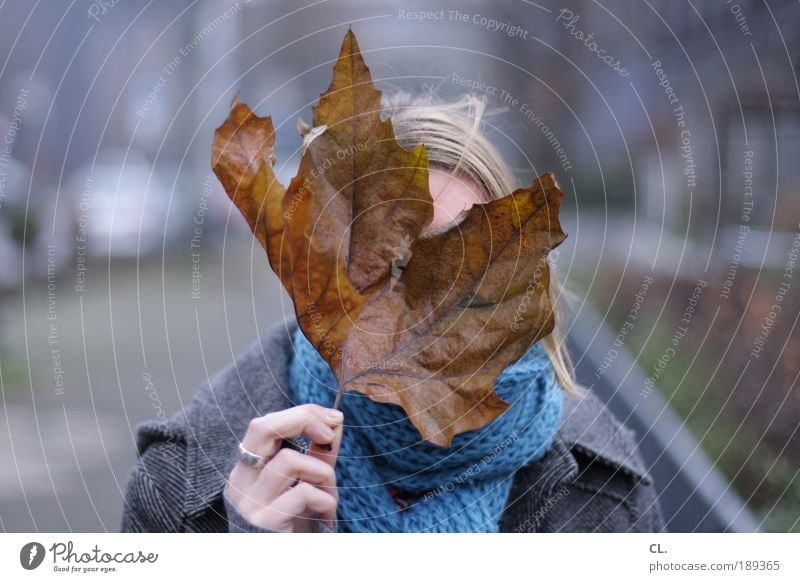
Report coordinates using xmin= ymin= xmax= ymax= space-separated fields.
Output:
xmin=382 ymin=91 xmax=582 ymax=395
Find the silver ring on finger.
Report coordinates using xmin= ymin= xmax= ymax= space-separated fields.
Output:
xmin=237 ymin=441 xmax=268 ymax=469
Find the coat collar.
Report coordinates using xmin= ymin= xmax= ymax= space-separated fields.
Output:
xmin=176 ymin=320 xmax=651 ymax=518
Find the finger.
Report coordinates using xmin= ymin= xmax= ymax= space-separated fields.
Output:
xmin=309 ymin=422 xmax=343 ymax=472
xmin=267 ymin=482 xmax=338 ymax=528
xmin=254 ymin=448 xmax=336 ymax=501
xmin=226 ymin=463 xmax=255 ymax=500
xmin=241 ymin=404 xmax=344 ymax=461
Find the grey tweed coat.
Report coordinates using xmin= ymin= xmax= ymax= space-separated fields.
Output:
xmin=120 ymin=320 xmax=664 ymax=533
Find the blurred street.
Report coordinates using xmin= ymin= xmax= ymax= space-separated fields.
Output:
xmin=0 ymin=248 xmax=287 ymax=531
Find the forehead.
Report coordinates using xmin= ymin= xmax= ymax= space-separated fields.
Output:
xmin=428 ymin=167 xmax=484 ymax=202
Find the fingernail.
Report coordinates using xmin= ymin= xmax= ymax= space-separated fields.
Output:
xmin=320 ymin=424 xmax=334 ymax=439
xmin=326 ymin=409 xmax=344 ymax=423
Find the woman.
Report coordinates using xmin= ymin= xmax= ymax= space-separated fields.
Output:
xmin=120 ymin=93 xmax=664 ymax=533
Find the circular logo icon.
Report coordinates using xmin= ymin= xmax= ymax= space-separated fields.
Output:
xmin=20 ymin=542 xmax=46 ymax=570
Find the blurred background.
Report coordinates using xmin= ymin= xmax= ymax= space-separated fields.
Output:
xmin=0 ymin=0 xmax=798 ymax=532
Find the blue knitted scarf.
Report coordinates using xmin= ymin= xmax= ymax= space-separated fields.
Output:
xmin=287 ymin=326 xmax=563 ymax=532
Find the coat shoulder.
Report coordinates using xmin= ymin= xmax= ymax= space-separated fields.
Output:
xmin=502 ymin=391 xmax=665 ymax=532
xmin=120 ymin=414 xmax=190 ymax=532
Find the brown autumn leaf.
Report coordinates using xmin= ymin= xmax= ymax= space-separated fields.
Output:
xmin=211 ymin=28 xmax=567 ymax=447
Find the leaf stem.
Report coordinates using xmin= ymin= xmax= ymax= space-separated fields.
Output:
xmin=332 ymin=382 xmax=344 ymax=410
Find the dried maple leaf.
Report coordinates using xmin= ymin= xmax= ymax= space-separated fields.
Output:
xmin=211 ymin=28 xmax=567 ymax=447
